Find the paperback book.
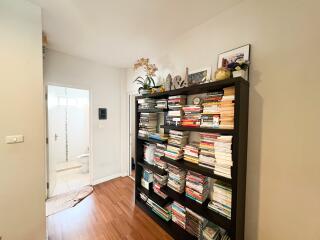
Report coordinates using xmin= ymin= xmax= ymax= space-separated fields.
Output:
xmin=183 ymin=142 xmax=200 ymax=164
xmin=208 ymin=181 xmax=232 ymax=219
xmin=185 ymin=171 xmax=209 ymax=204
xmin=172 ymin=201 xmax=186 ymax=229
xmin=185 ymin=208 xmax=208 ymax=238
xmin=167 ymin=164 xmax=187 ymax=193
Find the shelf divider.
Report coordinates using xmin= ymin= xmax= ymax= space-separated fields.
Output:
xmin=160 ymin=125 xmax=234 ymax=134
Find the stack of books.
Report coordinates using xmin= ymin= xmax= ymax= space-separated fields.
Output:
xmin=199 ymin=133 xmax=219 ymax=170
xmin=149 ymin=200 xmax=172 ymax=222
xmin=168 ymin=130 xmax=189 ymax=146
xmin=185 ymin=208 xmax=208 ymax=238
xmin=144 ymin=143 xmax=156 ymax=165
xmin=153 ymin=174 xmax=168 ymax=199
xmin=141 ymin=168 xmax=153 ymax=190
xmin=167 ymin=164 xmax=187 ymax=193
xmin=155 ymin=99 xmax=168 ymax=109
xmin=138 ymin=113 xmax=157 ymax=138
xmin=220 ymin=87 xmax=235 ymax=129
xmin=165 ymin=144 xmax=184 ymax=160
xmin=208 ymin=181 xmax=232 ymax=219
xmin=164 ymin=130 xmax=189 ymax=160
xmin=166 ymin=109 xmax=183 ymax=126
xmin=214 ymin=135 xmax=233 ymax=179
xmin=138 ymin=98 xmax=156 ymax=110
xmin=149 ymin=132 xmax=169 ymax=141
xmin=201 ymin=222 xmax=221 ymax=240
xmin=166 ymin=95 xmax=186 ymax=126
xmin=185 ymin=171 xmax=209 ymax=204
xmin=168 ymin=95 xmax=187 ymax=109
xmin=182 ymin=105 xmax=202 ymax=127
xmin=140 ymin=192 xmax=148 ymax=202
xmin=143 ymin=168 xmax=154 ymax=182
xmin=183 ymin=142 xmax=200 ymax=164
xmin=172 ymin=201 xmax=186 ymax=229
xmin=200 ymin=91 xmax=223 ymax=128
xmin=154 ymin=143 xmax=167 ymax=169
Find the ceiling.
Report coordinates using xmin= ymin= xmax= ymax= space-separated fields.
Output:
xmin=29 ymin=0 xmax=239 ymax=68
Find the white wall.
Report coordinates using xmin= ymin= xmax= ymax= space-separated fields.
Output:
xmin=125 ymin=0 xmax=320 ymax=239
xmin=0 ymin=0 xmax=45 ymax=239
xmin=44 ymin=50 xmax=127 ymax=183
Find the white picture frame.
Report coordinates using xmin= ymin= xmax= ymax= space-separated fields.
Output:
xmin=217 ymin=44 xmax=250 ymax=80
xmin=188 ymin=67 xmax=212 ymax=86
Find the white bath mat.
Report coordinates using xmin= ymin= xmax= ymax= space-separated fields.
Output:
xmin=46 ymin=185 xmax=93 ymax=216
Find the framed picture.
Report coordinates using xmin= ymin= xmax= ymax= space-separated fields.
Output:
xmin=188 ymin=67 xmax=211 ymax=86
xmin=217 ymin=44 xmax=250 ymax=80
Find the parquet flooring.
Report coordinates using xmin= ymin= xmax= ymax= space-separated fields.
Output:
xmin=47 ymin=177 xmax=173 ymax=240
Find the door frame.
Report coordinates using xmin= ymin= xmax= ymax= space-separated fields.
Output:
xmin=45 ymin=82 xmax=93 ymax=198
xmin=128 ymin=93 xmax=138 ymax=181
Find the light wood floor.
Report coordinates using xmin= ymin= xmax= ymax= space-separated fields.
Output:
xmin=47 ymin=177 xmax=173 ymax=240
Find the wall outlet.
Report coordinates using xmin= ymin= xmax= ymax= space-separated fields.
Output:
xmin=5 ymin=135 xmax=24 ymax=144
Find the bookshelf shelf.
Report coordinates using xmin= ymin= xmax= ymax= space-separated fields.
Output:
xmin=138 ymin=108 xmax=168 ymax=113
xmin=137 ymin=77 xmax=248 ymax=99
xmin=135 ymin=77 xmax=249 ymax=240
xmin=137 ymin=136 xmax=167 ymax=144
xmin=160 ymin=125 xmax=234 ymax=134
xmin=160 ymin=186 xmax=232 ymax=230
xmin=137 ymin=161 xmax=167 ymax=176
xmin=137 ymin=186 xmax=170 ymax=207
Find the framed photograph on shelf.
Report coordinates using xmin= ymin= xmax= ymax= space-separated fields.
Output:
xmin=217 ymin=44 xmax=251 ymax=80
xmin=188 ymin=67 xmax=212 ymax=86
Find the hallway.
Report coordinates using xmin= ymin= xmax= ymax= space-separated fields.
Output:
xmin=47 ymin=177 xmax=172 ymax=240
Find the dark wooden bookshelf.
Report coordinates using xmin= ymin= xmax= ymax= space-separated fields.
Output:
xmin=161 ymin=156 xmax=232 ymax=184
xmin=135 ymin=77 xmax=249 ymax=240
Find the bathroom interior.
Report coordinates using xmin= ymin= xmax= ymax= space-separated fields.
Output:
xmin=47 ymin=85 xmax=90 ymax=197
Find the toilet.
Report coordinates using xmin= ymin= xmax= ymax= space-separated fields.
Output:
xmin=77 ymin=153 xmax=89 ymax=173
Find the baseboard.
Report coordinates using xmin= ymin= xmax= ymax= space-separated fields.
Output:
xmin=121 ymin=171 xmax=129 ymax=177
xmin=93 ymin=173 xmax=122 ymax=185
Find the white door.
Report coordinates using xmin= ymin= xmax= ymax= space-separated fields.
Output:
xmin=48 ymin=86 xmax=67 ymax=196
xmin=47 ymin=85 xmax=90 ymax=197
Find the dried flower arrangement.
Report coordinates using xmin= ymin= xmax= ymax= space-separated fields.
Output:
xmin=227 ymin=58 xmax=250 ymax=72
xmin=133 ymin=58 xmax=158 ymax=94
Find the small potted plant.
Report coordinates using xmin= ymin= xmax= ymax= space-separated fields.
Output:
xmin=227 ymin=57 xmax=249 ymax=78
xmin=133 ymin=58 xmax=158 ymax=95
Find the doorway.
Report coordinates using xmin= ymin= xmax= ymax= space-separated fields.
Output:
xmin=129 ymin=94 xmax=136 ymax=180
xmin=47 ymin=85 xmax=91 ymax=197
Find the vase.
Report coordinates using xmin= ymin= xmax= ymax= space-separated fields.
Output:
xmin=140 ymin=89 xmax=151 ymax=95
xmin=214 ymin=68 xmax=231 ymax=81
xmin=232 ymin=69 xmax=246 ymax=78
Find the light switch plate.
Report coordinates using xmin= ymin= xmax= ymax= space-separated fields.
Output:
xmin=5 ymin=135 xmax=24 ymax=144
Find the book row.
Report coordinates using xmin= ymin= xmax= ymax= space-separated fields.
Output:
xmin=143 ymin=130 xmax=232 ymax=179
xmin=141 ymin=164 xmax=232 ymax=220
xmin=139 ymin=190 xmax=231 ymax=240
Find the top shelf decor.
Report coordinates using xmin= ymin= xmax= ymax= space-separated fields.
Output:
xmin=133 ymin=58 xmax=158 ymax=95
xmin=217 ymin=44 xmax=250 ymax=80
